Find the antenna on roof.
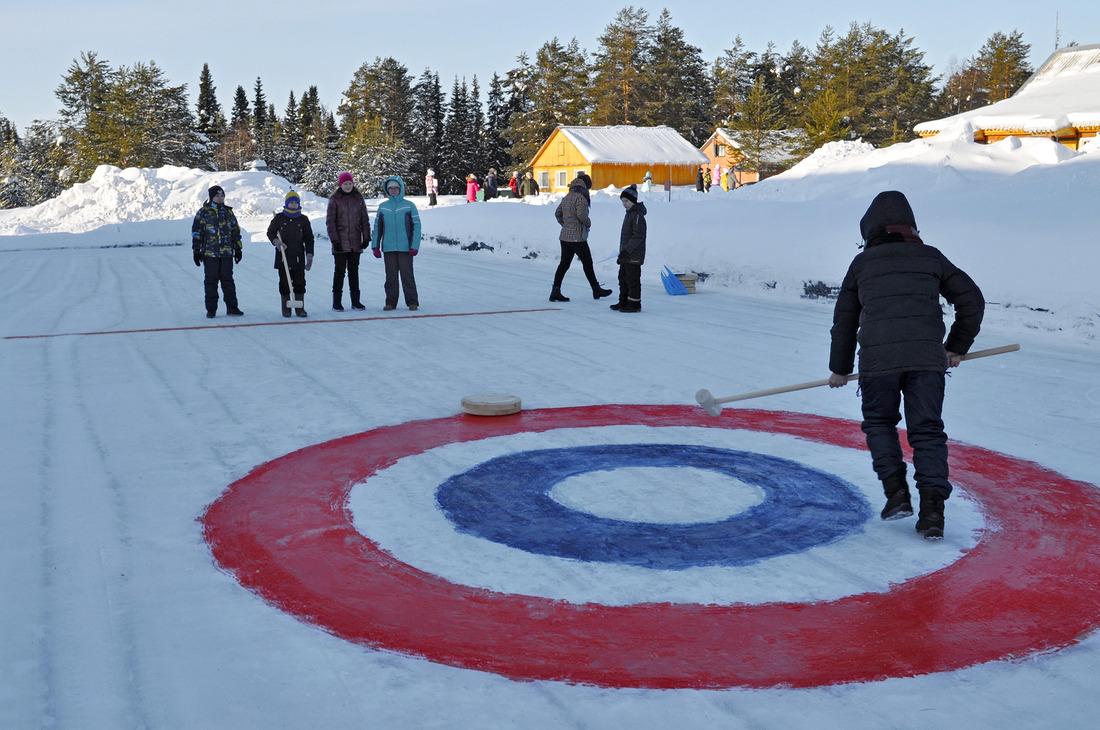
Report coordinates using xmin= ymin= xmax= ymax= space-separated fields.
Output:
xmin=1055 ymin=11 xmax=1060 ymax=49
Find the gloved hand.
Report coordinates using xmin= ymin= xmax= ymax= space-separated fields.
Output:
xmin=194 ymin=250 xmax=202 ymax=266
xmin=616 ymin=254 xmax=623 ymax=265
xmin=409 ymin=248 xmax=418 ymax=257
xmin=234 ymin=248 xmax=242 ymax=264
xmin=372 ymin=248 xmax=382 ymax=259
xmin=305 ymin=253 xmax=313 ymax=271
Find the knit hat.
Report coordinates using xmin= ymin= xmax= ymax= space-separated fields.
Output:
xmin=620 ymin=184 xmax=638 ymax=203
xmin=208 ymin=185 xmax=225 ymax=201
xmin=576 ymin=172 xmax=592 ymax=189
xmin=337 ymin=172 xmax=354 ymax=186
xmin=283 ymin=190 xmax=302 ymax=217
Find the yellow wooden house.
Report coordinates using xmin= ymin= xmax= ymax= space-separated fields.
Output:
xmin=529 ymin=125 xmax=709 ymax=194
xmin=915 ymin=43 xmax=1100 ymax=150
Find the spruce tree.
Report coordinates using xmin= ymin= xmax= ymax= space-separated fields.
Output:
xmin=251 ymin=77 xmax=271 ymax=161
xmin=268 ymin=91 xmax=304 ymax=182
xmin=54 ymin=51 xmax=112 ymax=179
xmin=439 ymin=78 xmax=472 ymax=194
xmin=195 ymin=63 xmax=225 ymax=138
xmin=484 ymin=73 xmax=513 ymax=177
xmin=409 ymin=69 xmax=445 ymax=193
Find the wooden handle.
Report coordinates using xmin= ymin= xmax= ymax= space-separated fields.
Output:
xmin=714 ymin=344 xmax=1020 ymax=406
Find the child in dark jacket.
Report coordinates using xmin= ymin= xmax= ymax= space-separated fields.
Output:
xmin=828 ymin=190 xmax=984 ymax=539
xmin=611 ymin=184 xmax=647 ymax=312
xmin=266 ymin=191 xmax=315 ymax=317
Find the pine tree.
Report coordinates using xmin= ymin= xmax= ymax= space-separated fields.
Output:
xmin=589 ymin=6 xmax=654 ymax=125
xmin=729 ymin=76 xmax=784 ymax=174
xmin=644 ymin=9 xmax=712 ymax=143
xmin=467 ymin=76 xmax=486 ymax=177
xmin=338 ymin=57 xmax=415 ymax=144
xmin=976 ymin=30 xmax=1033 ymax=101
xmin=230 ymin=85 xmax=251 ymax=127
xmin=713 ymin=36 xmax=753 ymax=125
xmin=54 ymin=51 xmax=112 ymax=179
xmin=504 ymin=39 xmax=580 ymax=165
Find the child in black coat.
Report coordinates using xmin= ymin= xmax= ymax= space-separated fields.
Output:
xmin=266 ymin=191 xmax=315 ymax=317
xmin=611 ymin=184 xmax=647 ymax=312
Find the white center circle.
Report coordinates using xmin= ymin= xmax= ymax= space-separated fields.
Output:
xmin=549 ymin=467 xmax=765 ymax=524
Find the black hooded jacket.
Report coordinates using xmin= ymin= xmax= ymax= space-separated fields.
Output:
xmin=829 ymin=191 xmax=985 ymax=377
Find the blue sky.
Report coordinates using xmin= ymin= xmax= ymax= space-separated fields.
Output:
xmin=1 ymin=1 xmax=1094 ymax=133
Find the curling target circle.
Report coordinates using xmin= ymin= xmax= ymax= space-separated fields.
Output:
xmin=201 ymin=405 xmax=1100 ymax=689
xmin=437 ymin=443 xmax=872 ymax=568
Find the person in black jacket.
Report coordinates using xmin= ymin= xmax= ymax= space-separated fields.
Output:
xmin=266 ymin=191 xmax=315 ymax=317
xmin=610 ymin=184 xmax=646 ymax=312
xmin=828 ymin=190 xmax=984 ymax=540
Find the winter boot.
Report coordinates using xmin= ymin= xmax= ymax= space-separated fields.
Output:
xmin=916 ymin=490 xmax=945 ymax=540
xmin=226 ymin=306 xmax=244 ymax=316
xmin=295 ymin=294 xmax=307 ymax=318
xmin=618 ymin=300 xmax=641 ymax=312
xmin=592 ymin=286 xmax=613 ymax=299
xmin=281 ymin=295 xmax=292 ymax=318
xmin=880 ymin=472 xmax=913 ymax=521
xmin=350 ymin=290 xmax=365 ymax=311
xmin=332 ymin=292 xmax=344 ymax=312
xmin=549 ymin=288 xmax=570 ymax=302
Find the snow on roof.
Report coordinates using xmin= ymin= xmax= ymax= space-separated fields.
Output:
xmin=556 ymin=125 xmax=709 ymax=165
xmin=915 ymin=44 xmax=1100 ymax=135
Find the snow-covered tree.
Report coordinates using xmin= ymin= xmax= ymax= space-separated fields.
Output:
xmin=408 ymin=69 xmax=445 ymax=193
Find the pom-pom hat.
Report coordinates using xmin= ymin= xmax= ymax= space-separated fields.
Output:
xmin=620 ymin=184 xmax=639 ymax=203
xmin=338 ymin=172 xmax=353 ymax=186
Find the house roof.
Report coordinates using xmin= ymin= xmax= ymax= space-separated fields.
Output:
xmin=550 ymin=125 xmax=709 ymax=165
xmin=915 ymin=44 xmax=1100 ymax=136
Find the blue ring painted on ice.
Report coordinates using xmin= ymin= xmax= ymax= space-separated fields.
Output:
xmin=435 ymin=443 xmax=872 ymax=569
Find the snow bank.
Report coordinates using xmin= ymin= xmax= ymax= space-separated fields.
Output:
xmin=0 ymin=165 xmax=328 ymax=235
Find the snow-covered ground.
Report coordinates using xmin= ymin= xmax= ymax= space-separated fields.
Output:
xmin=2 ymin=126 xmax=1099 ymax=728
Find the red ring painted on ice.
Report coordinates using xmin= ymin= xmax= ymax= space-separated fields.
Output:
xmin=200 ymin=405 xmax=1100 ymax=689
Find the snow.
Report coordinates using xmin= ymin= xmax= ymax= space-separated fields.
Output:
xmin=557 ymin=125 xmax=710 ymax=165
xmin=915 ymin=43 xmax=1100 ymax=135
xmin=3 ymin=125 xmax=1100 ymax=728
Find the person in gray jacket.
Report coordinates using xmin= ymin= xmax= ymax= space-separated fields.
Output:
xmin=828 ymin=190 xmax=984 ymax=540
xmin=550 ymin=178 xmax=612 ymax=302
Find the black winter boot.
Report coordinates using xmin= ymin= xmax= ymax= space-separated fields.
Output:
xmin=916 ymin=490 xmax=945 ymax=540
xmin=880 ymin=472 xmax=913 ymax=521
xmin=332 ymin=292 xmax=344 ymax=311
xmin=549 ymin=288 xmax=570 ymax=302
xmin=295 ymin=294 xmax=307 ymax=318
xmin=593 ymin=286 xmax=613 ymax=299
xmin=281 ymin=295 xmax=292 ymax=318
xmin=350 ymin=290 xmax=365 ymax=310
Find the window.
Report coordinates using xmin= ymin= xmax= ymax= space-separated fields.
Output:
xmin=556 ymin=170 xmax=568 ymax=189
xmin=538 ymin=171 xmax=550 ymax=189
xmin=715 ymin=144 xmax=726 ymax=157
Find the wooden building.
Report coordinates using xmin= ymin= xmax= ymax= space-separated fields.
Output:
xmin=698 ymin=128 xmax=797 ymax=187
xmin=915 ymin=44 xmax=1100 ymax=150
xmin=529 ymin=125 xmax=709 ymax=194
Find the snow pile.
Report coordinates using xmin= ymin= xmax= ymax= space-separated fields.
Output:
xmin=0 ymin=165 xmax=327 ymax=236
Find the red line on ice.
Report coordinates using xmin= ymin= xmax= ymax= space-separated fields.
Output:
xmin=3 ymin=308 xmax=562 ymax=340
xmin=200 ymin=405 xmax=1100 ymax=689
